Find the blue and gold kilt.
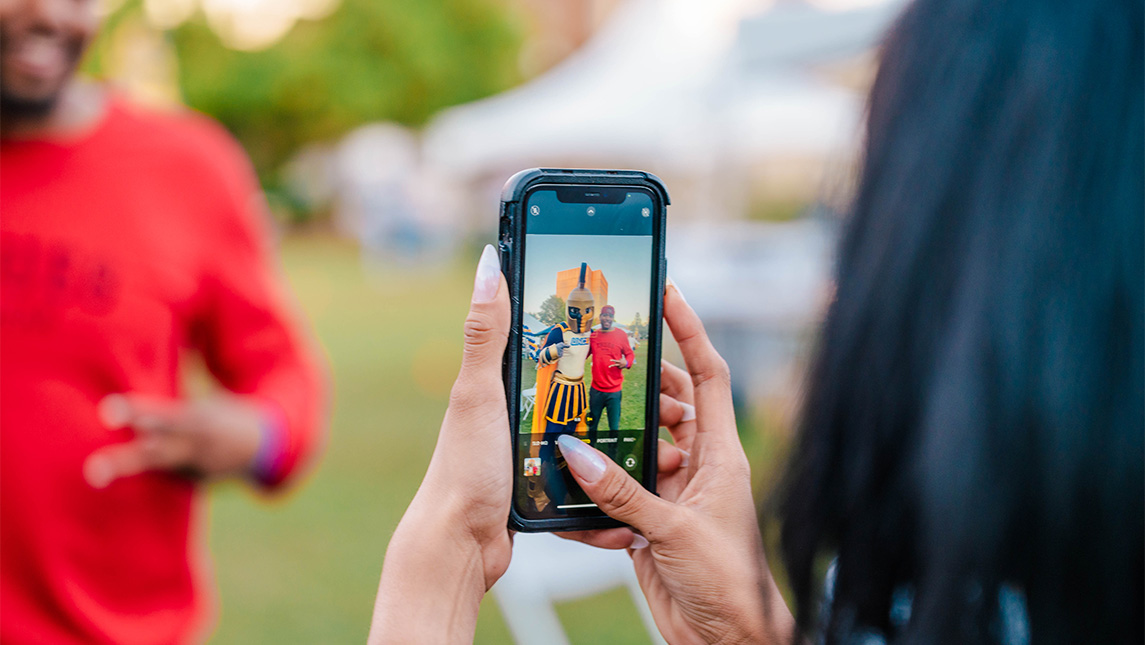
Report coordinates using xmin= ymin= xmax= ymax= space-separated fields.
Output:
xmin=544 ymin=373 xmax=588 ymax=425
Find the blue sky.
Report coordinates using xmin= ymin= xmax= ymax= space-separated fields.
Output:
xmin=523 ymin=234 xmax=652 ymax=323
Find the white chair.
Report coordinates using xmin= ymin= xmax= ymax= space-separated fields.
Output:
xmin=492 ymin=532 xmax=666 ymax=645
xmin=521 ymin=387 xmax=536 ymax=417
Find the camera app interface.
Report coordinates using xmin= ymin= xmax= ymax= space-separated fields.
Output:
xmin=516 ymin=187 xmax=655 ymax=518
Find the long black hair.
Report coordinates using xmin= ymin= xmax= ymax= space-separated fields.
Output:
xmin=778 ymin=0 xmax=1143 ymax=642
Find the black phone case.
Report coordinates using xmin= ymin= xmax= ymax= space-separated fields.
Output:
xmin=499 ymin=168 xmax=670 ymax=533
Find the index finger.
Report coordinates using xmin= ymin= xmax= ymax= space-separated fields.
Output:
xmin=99 ymin=394 xmax=184 ymax=432
xmin=659 ymin=393 xmax=697 ymax=451
xmin=660 ymin=359 xmax=694 ymax=405
xmin=663 ymin=282 xmax=738 ymax=451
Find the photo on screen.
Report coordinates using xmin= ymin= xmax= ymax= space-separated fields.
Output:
xmin=515 ymin=232 xmax=652 ymax=516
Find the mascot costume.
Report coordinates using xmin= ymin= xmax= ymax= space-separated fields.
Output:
xmin=527 ymin=263 xmax=595 ymax=511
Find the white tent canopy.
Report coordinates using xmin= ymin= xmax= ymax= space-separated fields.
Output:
xmin=422 ymin=0 xmax=907 ymax=178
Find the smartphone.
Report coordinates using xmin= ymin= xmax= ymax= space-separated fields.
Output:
xmin=499 ymin=168 xmax=668 ymax=532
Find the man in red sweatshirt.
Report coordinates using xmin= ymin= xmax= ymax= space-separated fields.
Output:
xmin=0 ymin=1 xmax=328 ymax=642
xmin=586 ymin=305 xmax=635 ymax=456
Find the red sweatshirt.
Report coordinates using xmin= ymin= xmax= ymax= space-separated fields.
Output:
xmin=589 ymin=327 xmax=635 ymax=393
xmin=0 ymin=97 xmax=326 ymax=644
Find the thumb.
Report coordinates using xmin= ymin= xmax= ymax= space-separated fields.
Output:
xmin=457 ymin=244 xmax=510 ymax=385
xmin=556 ymin=434 xmax=677 ymax=539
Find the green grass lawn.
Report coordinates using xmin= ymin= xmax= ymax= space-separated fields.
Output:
xmin=205 ymin=234 xmax=793 ymax=644
xmin=519 ymin=341 xmax=648 ymax=432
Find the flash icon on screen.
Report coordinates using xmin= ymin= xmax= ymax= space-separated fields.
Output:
xmin=530 ymin=205 xmax=540 ymax=216
xmin=641 ymin=208 xmax=650 ymax=217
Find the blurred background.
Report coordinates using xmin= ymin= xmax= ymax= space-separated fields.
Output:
xmin=85 ymin=0 xmax=904 ymax=641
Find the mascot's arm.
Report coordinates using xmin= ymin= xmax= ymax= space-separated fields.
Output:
xmin=536 ymin=326 xmax=567 ymax=367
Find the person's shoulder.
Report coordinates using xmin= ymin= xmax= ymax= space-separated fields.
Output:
xmin=109 ymin=96 xmax=264 ymax=229
xmin=542 ymin=326 xmax=565 ymax=348
xmin=115 ymin=99 xmax=243 ymax=158
xmin=110 ymin=96 xmax=250 ymax=175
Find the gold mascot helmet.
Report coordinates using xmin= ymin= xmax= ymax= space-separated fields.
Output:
xmin=566 ymin=262 xmax=595 ymax=333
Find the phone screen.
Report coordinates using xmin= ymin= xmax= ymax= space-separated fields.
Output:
xmin=514 ymin=185 xmax=659 ymax=519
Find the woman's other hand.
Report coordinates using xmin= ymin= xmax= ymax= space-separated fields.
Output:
xmin=369 ymin=244 xmax=512 ymax=644
xmin=557 ymin=283 xmax=795 ymax=645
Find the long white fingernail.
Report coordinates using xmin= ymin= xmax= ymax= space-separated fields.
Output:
xmin=677 ymin=448 xmax=691 ymax=469
xmin=680 ymin=402 xmax=696 ymax=422
xmin=630 ymin=532 xmax=649 ymax=549
xmin=557 ymin=434 xmax=607 ymax=483
xmin=472 ymin=244 xmax=501 ymax=304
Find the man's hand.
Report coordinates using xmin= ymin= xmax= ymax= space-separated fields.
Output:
xmin=84 ymin=393 xmax=265 ymax=488
xmin=609 ymin=357 xmax=629 ymax=368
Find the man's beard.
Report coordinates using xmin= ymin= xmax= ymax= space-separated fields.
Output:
xmin=0 ymin=87 xmax=57 ymax=122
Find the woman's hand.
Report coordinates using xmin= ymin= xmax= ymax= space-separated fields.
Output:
xmin=369 ymin=244 xmax=513 ymax=644
xmin=557 ymin=283 xmax=795 ymax=645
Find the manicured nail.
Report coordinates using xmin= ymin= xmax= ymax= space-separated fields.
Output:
xmin=472 ymin=244 xmax=501 ymax=303
xmin=84 ymin=457 xmax=111 ymax=489
xmin=677 ymin=448 xmax=691 ymax=469
xmin=680 ymin=401 xmax=696 ymax=423
xmin=630 ymin=532 xmax=649 ymax=549
xmin=667 ymin=275 xmax=687 ymax=304
xmin=557 ymin=434 xmax=607 ymax=483
xmin=99 ymin=395 xmax=131 ymax=428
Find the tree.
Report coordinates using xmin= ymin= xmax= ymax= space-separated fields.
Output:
xmin=536 ymin=295 xmax=565 ymax=326
xmin=87 ymin=0 xmax=525 ymax=219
